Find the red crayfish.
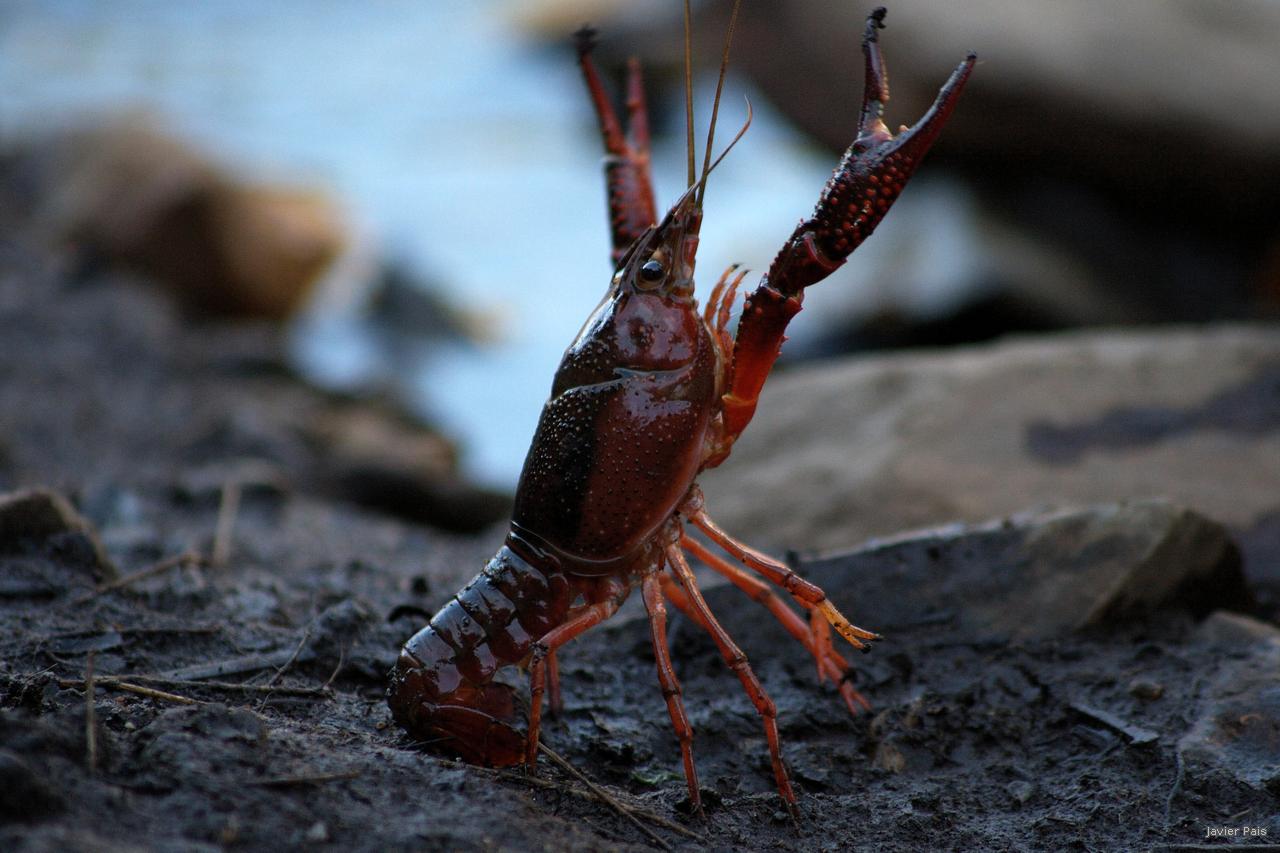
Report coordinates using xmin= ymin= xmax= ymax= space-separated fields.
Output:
xmin=389 ymin=6 xmax=974 ymax=814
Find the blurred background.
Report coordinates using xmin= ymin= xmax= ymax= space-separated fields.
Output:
xmin=2 ymin=0 xmax=1278 ymax=493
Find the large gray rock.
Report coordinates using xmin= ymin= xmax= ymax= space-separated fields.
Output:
xmin=720 ymin=501 xmax=1249 ymax=644
xmin=701 ymin=326 xmax=1280 ymax=562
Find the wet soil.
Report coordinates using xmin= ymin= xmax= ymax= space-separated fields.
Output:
xmin=2 ymin=234 xmax=1277 ymax=851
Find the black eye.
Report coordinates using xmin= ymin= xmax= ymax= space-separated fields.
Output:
xmin=639 ymin=259 xmax=665 ymax=282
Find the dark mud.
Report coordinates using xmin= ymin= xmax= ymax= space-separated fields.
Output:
xmin=2 ymin=234 xmax=1278 ymax=851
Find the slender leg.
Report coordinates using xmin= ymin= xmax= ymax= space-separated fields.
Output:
xmin=718 ymin=11 xmax=976 ymax=444
xmin=659 ymin=572 xmax=710 ymax=631
xmin=641 ymin=570 xmax=703 ymax=814
xmin=665 ymin=542 xmax=798 ymax=812
xmin=688 ymin=503 xmax=878 ymax=651
xmin=525 ymin=576 xmax=630 ymax=767
xmin=575 ymin=28 xmax=658 ymax=267
xmin=546 ymin=651 xmax=563 ymax=716
xmin=682 ymin=535 xmax=870 ymax=715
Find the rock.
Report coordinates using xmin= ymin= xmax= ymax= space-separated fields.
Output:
xmin=297 ymin=397 xmax=511 ymax=534
xmin=0 ymin=749 xmax=63 ymax=820
xmin=722 ymin=501 xmax=1248 ymax=644
xmin=1127 ymin=678 xmax=1164 ymax=701
xmin=1005 ymin=780 xmax=1034 ymax=805
xmin=0 ymin=489 xmax=114 ymax=580
xmin=15 ymin=118 xmax=346 ymax=320
xmin=1196 ymin=611 xmax=1280 ymax=647
xmin=701 ymin=326 xmax=1280 ymax=565
xmin=1178 ymin=638 xmax=1280 ymax=791
xmin=719 ymin=1 xmax=1280 ymax=220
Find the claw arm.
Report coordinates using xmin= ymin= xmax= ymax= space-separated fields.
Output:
xmin=575 ymin=27 xmax=658 ymax=268
xmin=717 ymin=11 xmax=975 ymax=444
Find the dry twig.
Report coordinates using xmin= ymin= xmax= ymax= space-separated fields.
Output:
xmin=84 ymin=651 xmax=97 ymax=774
xmin=250 ymin=769 xmax=362 ymax=788
xmin=496 ymin=769 xmax=701 ymax=842
xmin=539 ymin=743 xmax=673 ymax=851
xmin=72 ymin=550 xmax=203 ymax=605
xmin=211 ymin=478 xmax=241 ymax=568
xmin=107 ymin=680 xmax=201 ymax=705
xmin=59 ymin=674 xmax=330 ymax=699
xmin=264 ymin=628 xmax=311 ymax=688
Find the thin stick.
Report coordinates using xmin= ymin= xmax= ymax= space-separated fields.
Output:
xmin=85 ymin=651 xmax=97 ymax=774
xmin=682 ymin=0 xmax=696 ymax=188
xmin=264 ymin=628 xmax=311 ymax=688
xmin=211 ymin=478 xmax=241 ymax=568
xmin=322 ymin=645 xmax=346 ymax=691
xmin=72 ymin=550 xmax=202 ymax=604
xmin=498 ymin=770 xmax=702 ymax=842
xmin=163 ymin=646 xmax=315 ymax=681
xmin=250 ymin=769 xmax=361 ymax=787
xmin=695 ymin=0 xmax=743 ymax=207
xmin=540 ymin=743 xmax=672 ymax=851
xmin=107 ymin=680 xmax=201 ymax=705
xmin=59 ymin=675 xmax=331 ymax=698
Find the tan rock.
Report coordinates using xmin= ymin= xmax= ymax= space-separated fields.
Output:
xmin=28 ymin=118 xmax=345 ymax=320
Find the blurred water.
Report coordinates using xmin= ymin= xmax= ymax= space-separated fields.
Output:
xmin=0 ymin=0 xmax=951 ymax=488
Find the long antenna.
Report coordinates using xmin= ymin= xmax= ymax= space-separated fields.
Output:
xmin=695 ymin=0 xmax=742 ymax=208
xmin=683 ymin=0 xmax=696 ymax=188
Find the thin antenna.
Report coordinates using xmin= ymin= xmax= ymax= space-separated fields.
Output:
xmin=683 ymin=0 xmax=696 ymax=188
xmin=702 ymin=97 xmax=752 ymax=183
xmin=695 ymin=0 xmax=742 ymax=208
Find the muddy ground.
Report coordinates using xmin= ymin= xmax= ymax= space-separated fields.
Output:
xmin=2 ymin=230 xmax=1279 ymax=852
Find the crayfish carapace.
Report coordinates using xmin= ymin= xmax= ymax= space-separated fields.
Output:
xmin=389 ymin=5 xmax=974 ymax=815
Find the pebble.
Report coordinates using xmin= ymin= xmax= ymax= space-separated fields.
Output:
xmin=1006 ymin=780 xmax=1035 ymax=804
xmin=1127 ymin=678 xmax=1164 ymax=701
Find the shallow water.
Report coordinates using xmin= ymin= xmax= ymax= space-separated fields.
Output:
xmin=0 ymin=0 xmax=959 ymax=487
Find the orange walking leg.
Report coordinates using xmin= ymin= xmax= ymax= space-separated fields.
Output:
xmin=687 ymin=503 xmax=878 ymax=652
xmin=641 ymin=570 xmax=703 ymax=814
xmin=665 ymin=543 xmax=798 ymax=812
xmin=682 ymin=535 xmax=869 ymax=715
xmin=525 ymin=576 xmax=630 ymax=767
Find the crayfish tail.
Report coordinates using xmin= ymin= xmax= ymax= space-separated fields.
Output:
xmin=389 ymin=661 xmax=527 ymax=767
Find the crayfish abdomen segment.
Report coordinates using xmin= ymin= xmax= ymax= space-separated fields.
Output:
xmin=387 ymin=545 xmax=575 ymax=766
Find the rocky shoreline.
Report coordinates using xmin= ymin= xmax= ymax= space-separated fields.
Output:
xmin=2 ymin=220 xmax=1279 ymax=850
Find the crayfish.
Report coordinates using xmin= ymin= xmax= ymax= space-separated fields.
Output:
xmin=389 ymin=5 xmax=974 ymax=815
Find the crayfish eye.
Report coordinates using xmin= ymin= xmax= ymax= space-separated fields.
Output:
xmin=639 ymin=258 xmax=665 ymax=284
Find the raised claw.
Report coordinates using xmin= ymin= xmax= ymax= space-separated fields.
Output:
xmin=716 ymin=7 xmax=975 ymax=444
xmin=767 ymin=7 xmax=976 ymax=297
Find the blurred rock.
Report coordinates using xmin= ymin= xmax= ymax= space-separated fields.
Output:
xmin=553 ymin=0 xmax=1280 ymax=336
xmin=0 ymin=489 xmax=114 ymax=581
xmin=717 ymin=0 xmax=1280 ymax=219
xmin=1196 ymin=611 xmax=1280 ymax=647
xmin=11 ymin=118 xmax=346 ymax=320
xmin=1178 ymin=637 xmax=1280 ymax=791
xmin=277 ymin=394 xmax=512 ymax=534
xmin=781 ymin=178 xmax=1136 ymax=357
xmin=0 ymin=229 xmax=510 ymax=534
xmin=0 ymin=749 xmax=64 ymax=820
xmin=767 ymin=501 xmax=1248 ymax=643
xmin=701 ymin=326 xmax=1280 ymax=565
